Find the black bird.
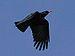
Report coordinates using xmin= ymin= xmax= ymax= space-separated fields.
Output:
xmin=15 ymin=11 xmax=52 ymax=50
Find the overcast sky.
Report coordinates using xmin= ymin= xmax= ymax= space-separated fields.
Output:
xmin=0 ymin=0 xmax=75 ymax=56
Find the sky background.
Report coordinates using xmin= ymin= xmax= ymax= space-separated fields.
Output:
xmin=0 ymin=0 xmax=75 ymax=56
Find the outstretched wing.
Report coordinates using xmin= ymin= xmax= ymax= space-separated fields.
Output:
xmin=30 ymin=19 xmax=50 ymax=50
xmin=14 ymin=11 xmax=39 ymax=32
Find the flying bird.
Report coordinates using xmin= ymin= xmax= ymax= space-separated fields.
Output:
xmin=15 ymin=11 xmax=52 ymax=50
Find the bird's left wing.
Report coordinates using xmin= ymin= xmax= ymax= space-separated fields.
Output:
xmin=31 ymin=19 xmax=50 ymax=50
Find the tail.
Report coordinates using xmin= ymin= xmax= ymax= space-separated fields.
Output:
xmin=15 ymin=21 xmax=29 ymax=32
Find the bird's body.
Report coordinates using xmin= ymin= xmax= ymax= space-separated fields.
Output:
xmin=15 ymin=11 xmax=51 ymax=50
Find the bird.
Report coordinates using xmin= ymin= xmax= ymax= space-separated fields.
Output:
xmin=15 ymin=10 xmax=52 ymax=51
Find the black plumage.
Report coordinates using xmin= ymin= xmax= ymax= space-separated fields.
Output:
xmin=15 ymin=11 xmax=51 ymax=50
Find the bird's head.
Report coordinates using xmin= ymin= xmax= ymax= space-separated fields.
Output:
xmin=41 ymin=10 xmax=52 ymax=17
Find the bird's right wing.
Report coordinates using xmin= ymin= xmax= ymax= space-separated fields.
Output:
xmin=21 ymin=11 xmax=39 ymax=22
xmin=14 ymin=11 xmax=39 ymax=32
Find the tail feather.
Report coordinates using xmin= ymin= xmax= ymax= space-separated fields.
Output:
xmin=15 ymin=21 xmax=29 ymax=32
